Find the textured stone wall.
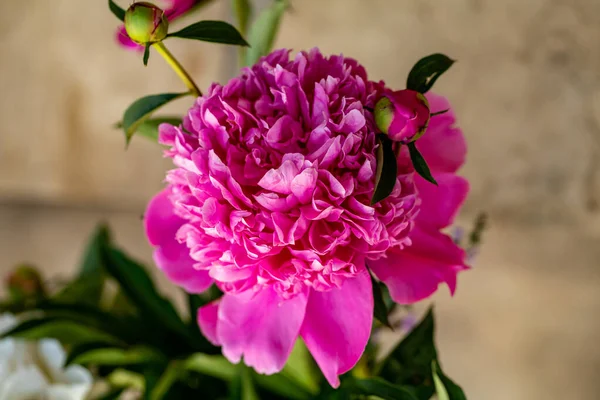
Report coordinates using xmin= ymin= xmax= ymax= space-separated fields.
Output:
xmin=1 ymin=1 xmax=599 ymax=398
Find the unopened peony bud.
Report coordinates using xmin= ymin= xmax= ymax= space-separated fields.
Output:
xmin=6 ymin=265 xmax=45 ymax=301
xmin=124 ymin=2 xmax=169 ymax=44
xmin=374 ymin=90 xmax=430 ymax=143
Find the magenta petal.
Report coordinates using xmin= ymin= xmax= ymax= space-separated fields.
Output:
xmin=417 ymin=93 xmax=466 ymax=173
xmin=153 ymin=239 xmax=213 ymax=294
xmin=300 ymin=270 xmax=373 ymax=388
xmin=198 ymin=301 xmax=221 ymax=346
xmin=217 ymin=288 xmax=308 ymax=374
xmin=416 ymin=173 xmax=469 ymax=229
xmin=145 ymin=189 xmax=183 ymax=247
xmin=370 ymin=226 xmax=468 ymax=304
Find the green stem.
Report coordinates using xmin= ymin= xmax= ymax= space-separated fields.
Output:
xmin=152 ymin=41 xmax=201 ymax=97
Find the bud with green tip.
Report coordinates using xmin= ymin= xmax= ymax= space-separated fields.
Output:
xmin=374 ymin=89 xmax=431 ymax=143
xmin=124 ymin=2 xmax=169 ymax=44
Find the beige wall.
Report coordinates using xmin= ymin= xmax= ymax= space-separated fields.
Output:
xmin=1 ymin=0 xmax=599 ymax=399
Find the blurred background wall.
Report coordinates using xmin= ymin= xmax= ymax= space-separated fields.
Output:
xmin=1 ymin=0 xmax=599 ymax=398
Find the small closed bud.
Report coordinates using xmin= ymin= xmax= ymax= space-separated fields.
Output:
xmin=374 ymin=90 xmax=430 ymax=143
xmin=6 ymin=265 xmax=45 ymax=302
xmin=124 ymin=2 xmax=169 ymax=44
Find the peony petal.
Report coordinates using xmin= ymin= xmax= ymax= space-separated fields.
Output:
xmin=153 ymin=238 xmax=213 ymax=294
xmin=300 ymin=270 xmax=373 ymax=388
xmin=216 ymin=288 xmax=307 ymax=374
xmin=0 ymin=365 xmax=48 ymax=400
xmin=370 ymin=225 xmax=468 ymax=304
xmin=197 ymin=301 xmax=221 ymax=346
xmin=416 ymin=173 xmax=469 ymax=229
xmin=145 ymin=189 xmax=184 ymax=247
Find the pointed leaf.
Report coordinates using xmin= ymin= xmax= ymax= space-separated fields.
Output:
xmin=371 ymin=134 xmax=398 ymax=205
xmin=168 ymin=20 xmax=249 ymax=46
xmin=108 ymin=0 xmax=126 ymax=21
xmin=370 ymin=272 xmax=393 ymax=329
xmin=143 ymin=43 xmax=151 ymax=66
xmin=433 ymin=361 xmax=468 ymax=400
xmin=408 ymin=141 xmax=437 ymax=185
xmin=406 ymin=53 xmax=455 ymax=93
xmin=1 ymin=317 xmax=122 ymax=346
xmin=150 ymin=363 xmax=183 ymax=400
xmin=185 ymin=354 xmax=238 ymax=381
xmin=244 ymin=0 xmax=288 ymax=66
xmin=100 ymin=247 xmax=189 ymax=340
xmin=122 ymin=92 xmax=188 ymax=144
xmin=71 ymin=347 xmax=165 ymax=367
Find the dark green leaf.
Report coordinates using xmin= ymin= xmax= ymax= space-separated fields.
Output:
xmin=433 ymin=361 xmax=467 ymax=400
xmin=244 ymin=0 xmax=288 ymax=66
xmin=1 ymin=317 xmax=122 ymax=346
xmin=371 ymin=134 xmax=398 ymax=205
xmin=35 ymin=301 xmax=137 ymax=341
xmin=71 ymin=347 xmax=165 ymax=367
xmin=108 ymin=0 xmax=126 ymax=21
xmin=408 ymin=141 xmax=437 ymax=185
xmin=344 ymin=377 xmax=418 ymax=400
xmin=55 ymin=225 xmax=111 ymax=306
xmin=143 ymin=43 xmax=151 ymax=66
xmin=232 ymin=0 xmax=252 ymax=35
xmin=378 ymin=308 xmax=437 ymax=387
xmin=129 ymin=116 xmax=182 ymax=143
xmin=101 ymin=247 xmax=189 ymax=340
xmin=406 ymin=53 xmax=455 ymax=93
xmin=168 ymin=21 xmax=249 ymax=46
xmin=122 ymin=92 xmax=188 ymax=144
xmin=151 ymin=362 xmax=184 ymax=400
xmin=371 ymin=272 xmax=392 ymax=329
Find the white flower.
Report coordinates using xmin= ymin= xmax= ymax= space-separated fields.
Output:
xmin=0 ymin=313 xmax=93 ymax=400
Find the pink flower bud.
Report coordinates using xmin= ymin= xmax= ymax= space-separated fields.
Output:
xmin=374 ymin=89 xmax=430 ymax=143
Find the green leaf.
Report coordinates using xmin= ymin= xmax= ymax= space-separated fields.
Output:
xmin=100 ymin=247 xmax=189 ymax=340
xmin=70 ymin=347 xmax=165 ymax=367
xmin=135 ymin=117 xmax=182 ymax=142
xmin=433 ymin=361 xmax=467 ymax=400
xmin=230 ymin=365 xmax=259 ymax=400
xmin=35 ymin=301 xmax=137 ymax=341
xmin=344 ymin=377 xmax=418 ymax=400
xmin=150 ymin=363 xmax=183 ymax=400
xmin=108 ymin=0 xmax=126 ymax=21
xmin=371 ymin=134 xmax=398 ymax=205
xmin=143 ymin=43 xmax=151 ymax=66
xmin=55 ymin=224 xmax=111 ymax=306
xmin=408 ymin=141 xmax=437 ymax=185
xmin=2 ymin=317 xmax=122 ymax=346
xmin=185 ymin=354 xmax=238 ymax=381
xmin=168 ymin=21 xmax=249 ymax=46
xmin=66 ymin=342 xmax=115 ymax=366
xmin=378 ymin=308 xmax=437 ymax=387
xmin=370 ymin=272 xmax=393 ymax=329
xmin=244 ymin=0 xmax=288 ymax=66
xmin=232 ymin=0 xmax=252 ymax=35
xmin=406 ymin=53 xmax=455 ymax=93
xmin=122 ymin=92 xmax=188 ymax=144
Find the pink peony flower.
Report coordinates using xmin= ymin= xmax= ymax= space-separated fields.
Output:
xmin=374 ymin=89 xmax=430 ymax=143
xmin=116 ymin=0 xmax=199 ymax=51
xmin=144 ymin=48 xmax=469 ymax=387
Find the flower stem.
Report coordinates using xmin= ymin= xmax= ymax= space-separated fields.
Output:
xmin=152 ymin=41 xmax=201 ymax=97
